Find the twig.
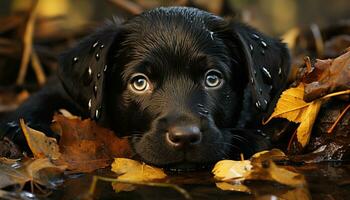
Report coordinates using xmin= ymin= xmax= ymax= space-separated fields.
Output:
xmin=108 ymin=0 xmax=144 ymax=15
xmin=304 ymin=56 xmax=312 ymax=73
xmin=88 ymin=175 xmax=192 ymax=199
xmin=31 ymin=48 xmax=46 ymax=85
xmin=327 ymin=104 xmax=350 ymax=134
xmin=16 ymin=0 xmax=39 ymax=85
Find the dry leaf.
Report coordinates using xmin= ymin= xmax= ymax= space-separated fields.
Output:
xmin=20 ymin=119 xmax=61 ymax=160
xmin=0 ymin=158 xmax=66 ymax=189
xmin=303 ymin=50 xmax=350 ymax=102
xmin=51 ymin=114 xmax=132 ymax=173
xmin=264 ymin=84 xmax=321 ymax=147
xmin=111 ymin=158 xmax=167 ymax=192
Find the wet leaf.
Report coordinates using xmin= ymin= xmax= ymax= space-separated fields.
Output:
xmin=264 ymin=84 xmax=322 ymax=147
xmin=212 ymin=160 xmax=252 ymax=180
xmin=216 ymin=182 xmax=250 ymax=193
xmin=51 ymin=114 xmax=132 ymax=173
xmin=20 ymin=119 xmax=61 ymax=160
xmin=213 ymin=149 xmax=306 ymax=188
xmin=111 ymin=158 xmax=167 ymax=192
xmin=0 ymin=157 xmax=66 ymax=189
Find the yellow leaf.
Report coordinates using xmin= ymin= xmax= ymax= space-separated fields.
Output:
xmin=20 ymin=119 xmax=61 ymax=160
xmin=264 ymin=84 xmax=322 ymax=148
xmin=267 ymin=160 xmax=306 ymax=187
xmin=212 ymin=149 xmax=307 ymax=188
xmin=264 ymin=84 xmax=310 ymax=124
xmin=215 ymin=182 xmax=250 ymax=193
xmin=111 ymin=158 xmax=167 ymax=192
xmin=212 ymin=160 xmax=252 ymax=180
xmin=296 ymin=100 xmax=322 ymax=147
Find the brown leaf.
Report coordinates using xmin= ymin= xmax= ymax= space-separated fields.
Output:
xmin=20 ymin=119 xmax=61 ymax=160
xmin=303 ymin=50 xmax=350 ymax=102
xmin=51 ymin=114 xmax=132 ymax=173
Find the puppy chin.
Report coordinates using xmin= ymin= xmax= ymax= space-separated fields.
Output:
xmin=132 ymin=132 xmax=231 ymax=170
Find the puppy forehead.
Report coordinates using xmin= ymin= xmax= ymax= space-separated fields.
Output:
xmin=119 ymin=7 xmax=230 ymax=77
xmin=121 ymin=7 xmax=226 ymax=58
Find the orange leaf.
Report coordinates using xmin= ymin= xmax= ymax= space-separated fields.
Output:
xmin=51 ymin=114 xmax=132 ymax=173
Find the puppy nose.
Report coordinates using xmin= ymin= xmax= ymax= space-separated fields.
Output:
xmin=166 ymin=126 xmax=202 ymax=149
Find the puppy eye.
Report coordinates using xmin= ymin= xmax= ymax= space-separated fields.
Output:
xmin=129 ymin=73 xmax=150 ymax=93
xmin=204 ymin=69 xmax=223 ymax=88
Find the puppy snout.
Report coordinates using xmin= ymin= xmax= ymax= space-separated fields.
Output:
xmin=166 ymin=125 xmax=202 ymax=149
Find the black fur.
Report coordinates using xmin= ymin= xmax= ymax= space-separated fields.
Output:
xmin=0 ymin=7 xmax=290 ymax=169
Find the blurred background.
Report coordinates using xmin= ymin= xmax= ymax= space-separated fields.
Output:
xmin=0 ymin=0 xmax=349 ymax=114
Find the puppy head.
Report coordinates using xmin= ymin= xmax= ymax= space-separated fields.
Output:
xmin=59 ymin=7 xmax=290 ymax=169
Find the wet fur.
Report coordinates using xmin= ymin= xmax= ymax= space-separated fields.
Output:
xmin=0 ymin=7 xmax=290 ymax=168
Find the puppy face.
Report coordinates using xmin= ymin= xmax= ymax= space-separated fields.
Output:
xmin=59 ymin=7 xmax=290 ymax=169
xmin=107 ymin=8 xmax=245 ymax=167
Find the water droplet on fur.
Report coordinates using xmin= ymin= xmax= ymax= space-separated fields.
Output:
xmin=278 ymin=67 xmax=282 ymax=76
xmin=95 ymin=53 xmax=100 ymax=60
xmin=72 ymin=57 xmax=79 ymax=64
xmin=103 ymin=65 xmax=108 ymax=72
xmin=92 ymin=41 xmax=99 ymax=50
xmin=94 ymin=85 xmax=98 ymax=96
xmin=252 ymin=34 xmax=260 ymax=40
xmin=95 ymin=109 xmax=100 ymax=120
xmin=88 ymin=99 xmax=92 ymax=110
xmin=261 ymin=41 xmax=268 ymax=48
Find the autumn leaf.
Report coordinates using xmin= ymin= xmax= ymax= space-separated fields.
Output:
xmin=0 ymin=157 xmax=66 ymax=189
xmin=215 ymin=182 xmax=250 ymax=193
xmin=263 ymin=84 xmax=322 ymax=147
xmin=303 ymin=50 xmax=350 ymax=102
xmin=20 ymin=119 xmax=61 ymax=160
xmin=111 ymin=158 xmax=167 ymax=192
xmin=51 ymin=114 xmax=133 ymax=173
xmin=213 ymin=149 xmax=306 ymax=188
xmin=212 ymin=160 xmax=252 ymax=181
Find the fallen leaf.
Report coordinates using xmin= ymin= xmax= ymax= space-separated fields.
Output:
xmin=212 ymin=160 xmax=252 ymax=181
xmin=111 ymin=158 xmax=167 ymax=192
xmin=213 ymin=149 xmax=306 ymax=188
xmin=264 ymin=84 xmax=321 ymax=147
xmin=215 ymin=182 xmax=250 ymax=193
xmin=20 ymin=119 xmax=61 ymax=160
xmin=52 ymin=114 xmax=132 ymax=173
xmin=246 ymin=160 xmax=306 ymax=187
xmin=0 ymin=157 xmax=66 ymax=189
xmin=295 ymin=100 xmax=322 ymax=147
xmin=303 ymin=50 xmax=350 ymax=102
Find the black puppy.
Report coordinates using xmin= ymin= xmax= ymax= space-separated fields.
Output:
xmin=0 ymin=7 xmax=290 ymax=169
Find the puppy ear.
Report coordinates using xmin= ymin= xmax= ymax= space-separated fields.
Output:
xmin=230 ymin=23 xmax=291 ymax=113
xmin=58 ymin=21 xmax=122 ymax=120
